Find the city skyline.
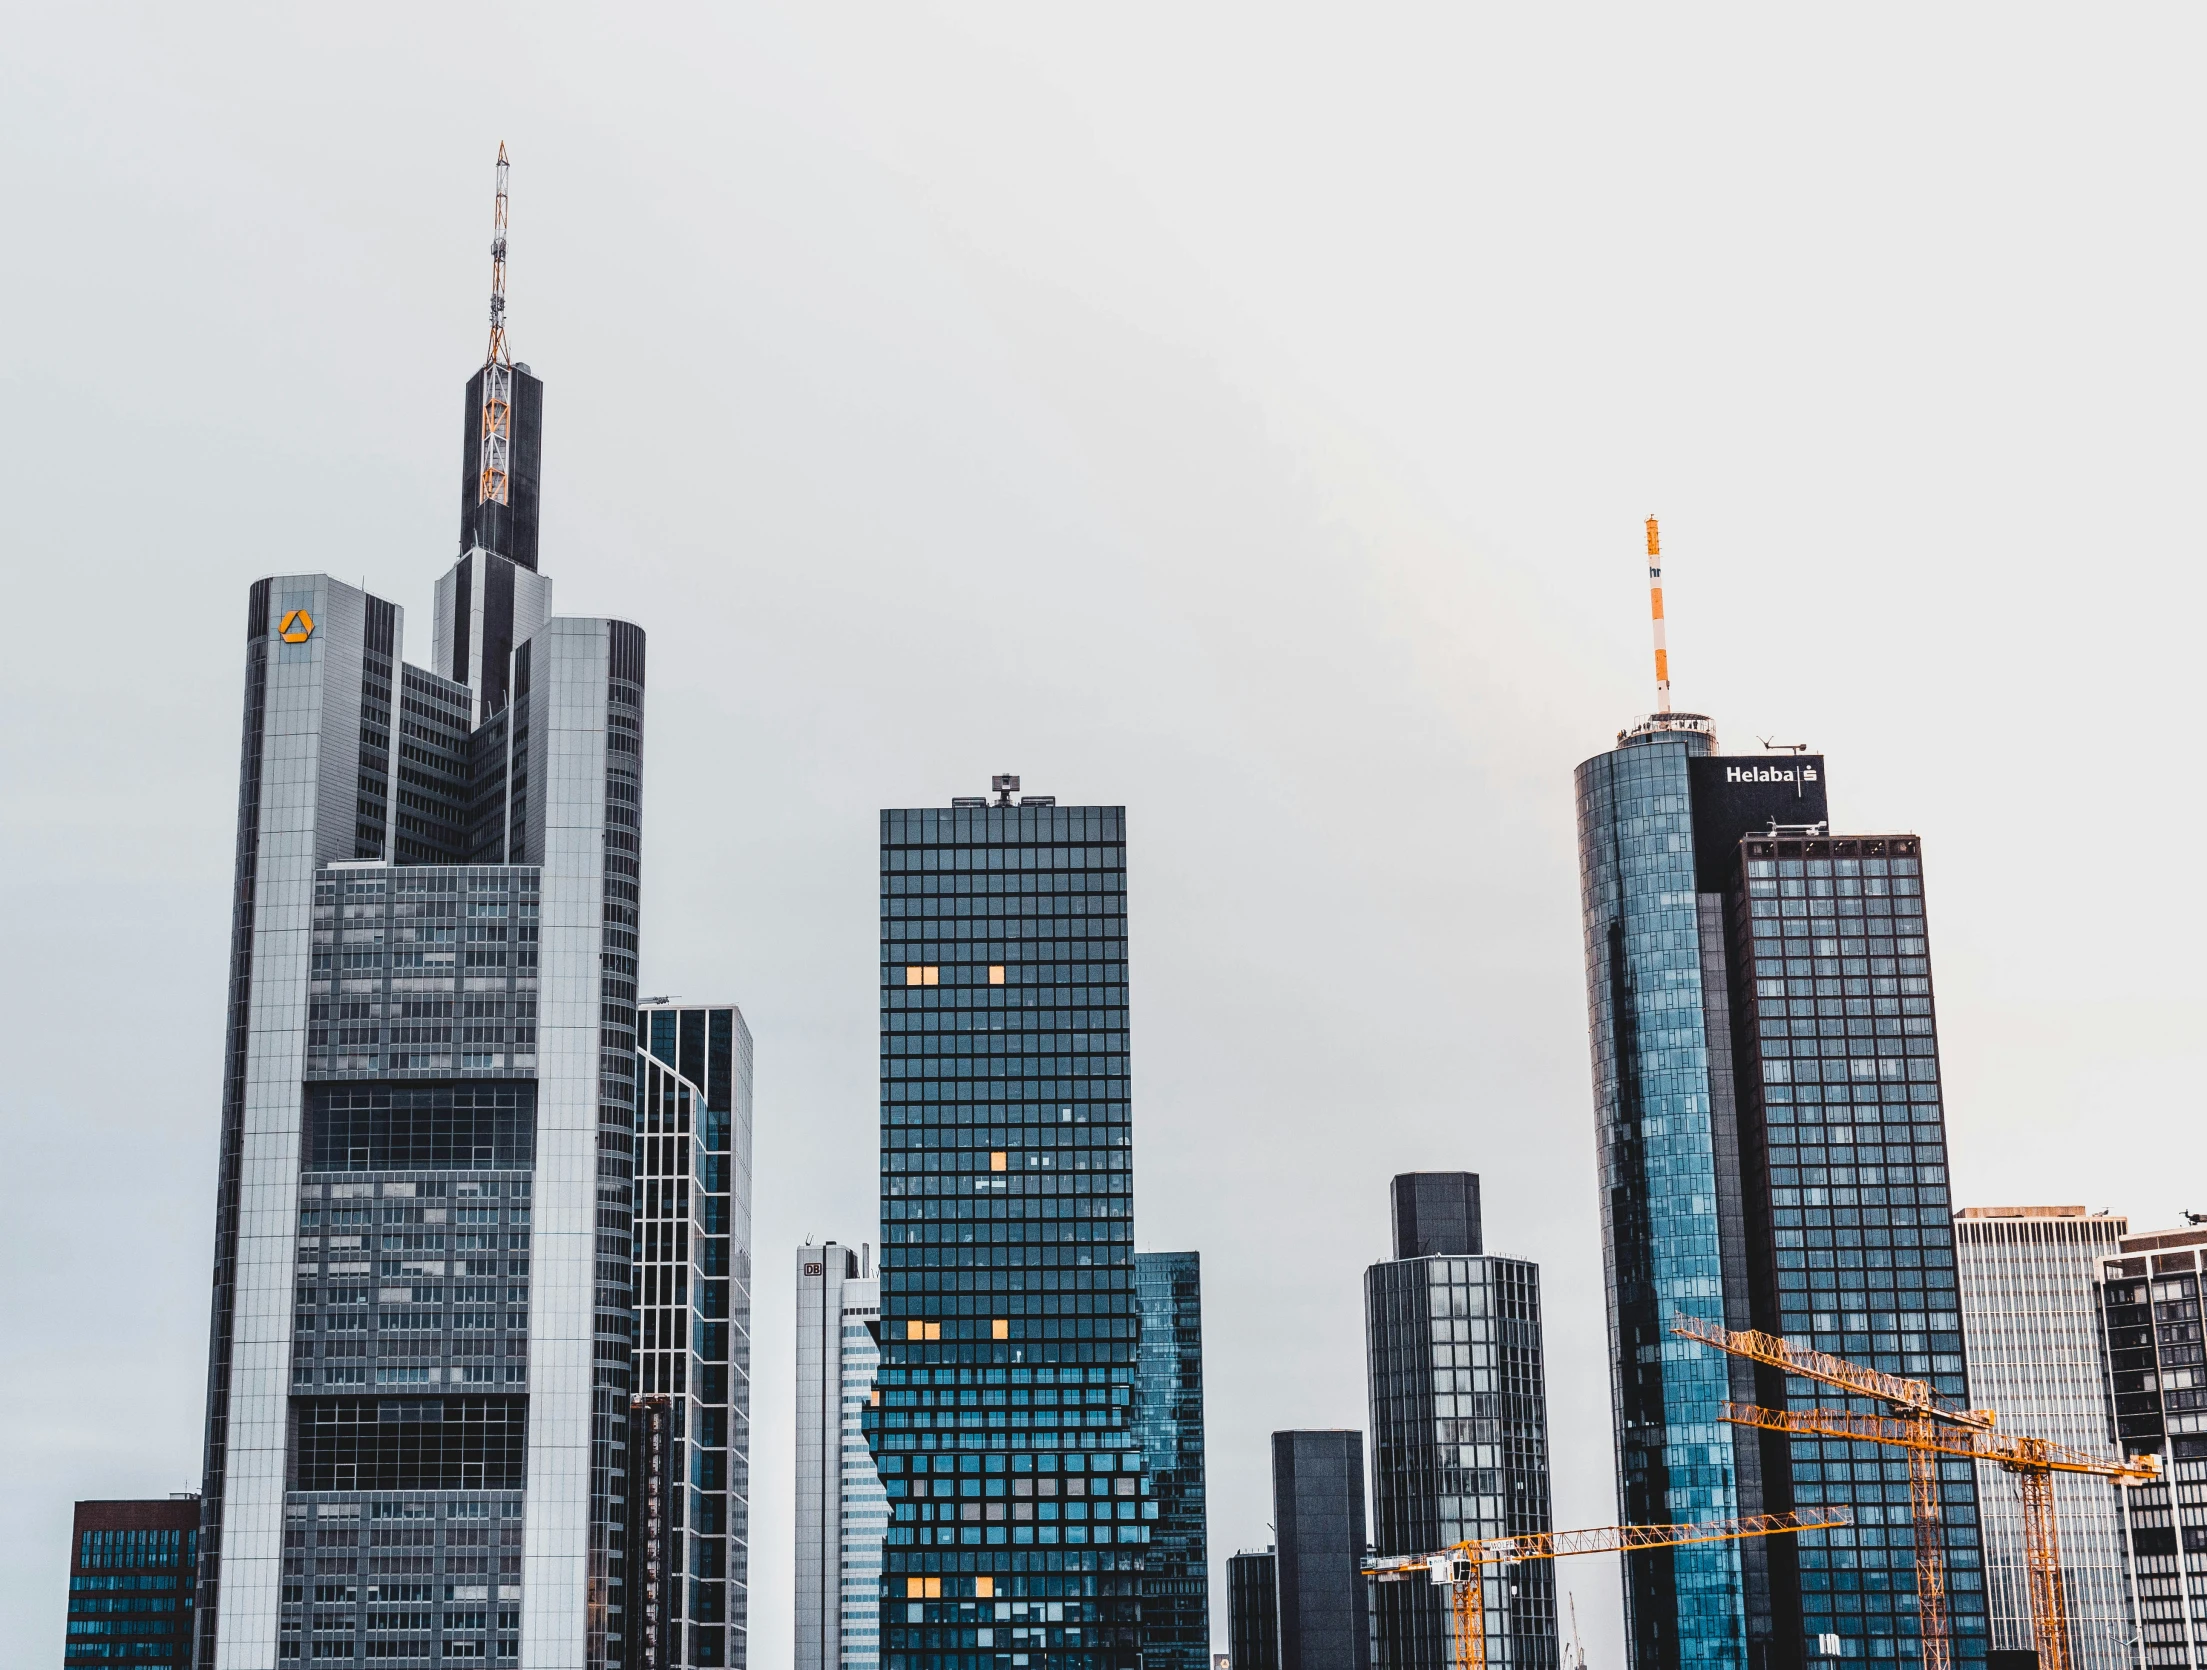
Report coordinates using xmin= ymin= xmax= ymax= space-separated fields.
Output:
xmin=13 ymin=13 xmax=2207 ymax=1670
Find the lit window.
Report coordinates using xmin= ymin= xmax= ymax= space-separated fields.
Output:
xmin=989 ymin=965 xmax=1006 ymax=985
xmin=992 ymin=1319 xmax=1010 ymax=1340
xmin=905 ymin=966 xmax=940 ymax=987
xmin=991 ymin=1152 xmax=1008 ymax=1172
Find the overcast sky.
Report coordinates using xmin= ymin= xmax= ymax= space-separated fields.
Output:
xmin=7 ymin=5 xmax=2207 ymax=1665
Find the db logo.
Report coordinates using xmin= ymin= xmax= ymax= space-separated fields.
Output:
xmin=278 ymin=609 xmax=316 ymax=643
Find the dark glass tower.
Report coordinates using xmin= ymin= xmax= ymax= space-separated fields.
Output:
xmin=1366 ymin=1174 xmax=1555 ymax=1670
xmin=861 ymin=789 xmax=1151 ymax=1670
xmin=1576 ymin=714 xmax=1982 ymax=1670
xmin=1229 ymin=1550 xmax=1282 ymax=1670
xmin=1135 ymin=1250 xmax=1210 ymax=1670
xmin=1272 ymin=1431 xmax=1371 ymax=1670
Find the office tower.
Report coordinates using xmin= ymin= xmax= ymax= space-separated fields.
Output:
xmin=1576 ymin=703 xmax=1983 ymax=1670
xmin=194 ymin=157 xmax=651 ymax=1670
xmin=1272 ymin=1431 xmax=1372 ymax=1670
xmin=796 ymin=1242 xmax=887 ymax=1670
xmin=632 ymin=1001 xmax=757 ymax=1670
xmin=861 ymin=786 xmax=1152 ymax=1670
xmin=1136 ymin=1250 xmax=1212 ymax=1670
xmin=1366 ymin=1173 xmax=1556 ymax=1670
xmin=67 ymin=1497 xmax=201 ymax=1670
xmin=2097 ymin=1222 xmax=2207 ymax=1668
xmin=1229 ymin=1550 xmax=1282 ymax=1670
xmin=1954 ymin=1207 xmax=2131 ymax=1670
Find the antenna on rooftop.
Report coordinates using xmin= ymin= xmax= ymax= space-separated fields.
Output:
xmin=478 ymin=144 xmax=514 ymax=508
xmin=1646 ymin=516 xmax=1670 ymax=714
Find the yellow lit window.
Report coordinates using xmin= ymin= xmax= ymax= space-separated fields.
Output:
xmin=992 ymin=1319 xmax=1009 ymax=1340
xmin=977 ymin=1577 xmax=996 ymax=1598
xmin=990 ymin=1151 xmax=1007 ymax=1172
xmin=988 ymin=965 xmax=1006 ymax=985
xmin=926 ymin=1322 xmax=941 ymax=1340
xmin=904 ymin=965 xmax=940 ymax=987
xmin=908 ymin=1577 xmax=944 ymax=1598
xmin=906 ymin=1319 xmax=924 ymax=1340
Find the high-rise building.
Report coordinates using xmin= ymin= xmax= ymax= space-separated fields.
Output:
xmin=67 ymin=1497 xmax=201 ymax=1670
xmin=1953 ymin=1206 xmax=2131 ymax=1670
xmin=859 ymin=785 xmax=1152 ymax=1670
xmin=632 ymin=1002 xmax=757 ymax=1670
xmin=193 ymin=155 xmax=653 ymax=1670
xmin=1229 ymin=1550 xmax=1282 ymax=1670
xmin=1135 ymin=1250 xmax=1211 ymax=1670
xmin=1576 ymin=704 xmax=1983 ymax=1670
xmin=1272 ymin=1431 xmax=1371 ymax=1670
xmin=1366 ymin=1173 xmax=1555 ymax=1670
xmin=2096 ymin=1223 xmax=2207 ymax=1668
xmin=796 ymin=1242 xmax=886 ymax=1670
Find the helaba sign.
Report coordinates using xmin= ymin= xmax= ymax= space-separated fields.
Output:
xmin=1725 ymin=764 xmax=1817 ymax=786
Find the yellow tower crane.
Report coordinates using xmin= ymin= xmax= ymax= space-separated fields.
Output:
xmin=1673 ymin=1316 xmax=2160 ymax=1670
xmin=1365 ymin=1509 xmax=1853 ymax=1670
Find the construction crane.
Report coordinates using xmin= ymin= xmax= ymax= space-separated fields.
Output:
xmin=1365 ymin=1509 xmax=1852 ymax=1670
xmin=1645 ymin=515 xmax=1670 ymax=713
xmin=1673 ymin=1316 xmax=2160 ymax=1670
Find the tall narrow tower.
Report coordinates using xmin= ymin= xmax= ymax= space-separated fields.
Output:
xmin=1574 ymin=520 xmax=1983 ymax=1670
xmin=193 ymin=150 xmax=651 ymax=1670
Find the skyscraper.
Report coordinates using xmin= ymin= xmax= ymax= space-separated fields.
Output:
xmin=1952 ymin=1206 xmax=2131 ymax=1670
xmin=67 ymin=1497 xmax=201 ymax=1670
xmin=2096 ymin=1222 xmax=2207 ymax=1669
xmin=1366 ymin=1173 xmax=1556 ymax=1670
xmin=796 ymin=1242 xmax=886 ymax=1670
xmin=1271 ymin=1430 xmax=1371 ymax=1670
xmin=632 ymin=1001 xmax=757 ymax=1670
xmin=193 ymin=153 xmax=650 ymax=1670
xmin=1229 ymin=1550 xmax=1282 ymax=1670
xmin=1576 ymin=692 xmax=1982 ymax=1669
xmin=860 ymin=784 xmax=1152 ymax=1670
xmin=1135 ymin=1250 xmax=1211 ymax=1670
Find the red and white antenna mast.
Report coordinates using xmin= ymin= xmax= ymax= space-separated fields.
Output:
xmin=478 ymin=143 xmax=514 ymax=508
xmin=1646 ymin=514 xmax=1671 ymax=713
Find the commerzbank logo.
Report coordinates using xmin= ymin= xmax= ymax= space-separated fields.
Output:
xmin=278 ymin=609 xmax=316 ymax=644
xmin=1726 ymin=763 xmax=1817 ymax=784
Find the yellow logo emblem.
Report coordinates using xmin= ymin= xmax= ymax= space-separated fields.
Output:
xmin=278 ymin=609 xmax=316 ymax=644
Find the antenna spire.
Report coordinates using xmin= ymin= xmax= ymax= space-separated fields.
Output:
xmin=1646 ymin=514 xmax=1671 ymax=714
xmin=478 ymin=144 xmax=514 ymax=508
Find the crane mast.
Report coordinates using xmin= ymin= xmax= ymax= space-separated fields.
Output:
xmin=478 ymin=142 xmax=514 ymax=509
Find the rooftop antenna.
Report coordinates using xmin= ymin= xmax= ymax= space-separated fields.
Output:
xmin=1757 ymin=736 xmax=1809 ymax=755
xmin=1646 ymin=515 xmax=1671 ymax=714
xmin=1568 ymin=1591 xmax=1589 ymax=1670
xmin=478 ymin=143 xmax=514 ymax=509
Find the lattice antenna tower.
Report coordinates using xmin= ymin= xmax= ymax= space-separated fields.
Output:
xmin=478 ymin=143 xmax=514 ymax=508
xmin=1646 ymin=514 xmax=1671 ymax=713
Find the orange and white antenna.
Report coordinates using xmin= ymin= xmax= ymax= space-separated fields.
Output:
xmin=478 ymin=143 xmax=514 ymax=508
xmin=1646 ymin=514 xmax=1671 ymax=713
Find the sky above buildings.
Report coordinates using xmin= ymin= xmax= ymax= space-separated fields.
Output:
xmin=5 ymin=5 xmax=2206 ymax=1666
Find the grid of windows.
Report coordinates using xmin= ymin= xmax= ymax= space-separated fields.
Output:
xmin=1134 ymin=1251 xmax=1210 ymax=1670
xmin=1954 ymin=1209 xmax=2132 ymax=1670
xmin=273 ymin=1496 xmax=524 ymax=1665
xmin=1575 ymin=736 xmax=1754 ymax=1668
xmin=1367 ymin=1257 xmax=1555 ymax=1670
xmin=863 ymin=799 xmax=1152 ymax=1670
xmin=67 ymin=1502 xmax=199 ymax=1670
xmin=1726 ymin=835 xmax=1987 ymax=1670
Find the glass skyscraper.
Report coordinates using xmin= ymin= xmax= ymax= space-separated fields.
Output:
xmin=1576 ymin=713 xmax=1983 ymax=1670
xmin=1366 ymin=1173 xmax=1556 ymax=1670
xmin=632 ymin=1002 xmax=757 ymax=1670
xmin=1952 ymin=1206 xmax=2131 ymax=1670
xmin=795 ymin=1241 xmax=886 ymax=1670
xmin=1135 ymin=1250 xmax=1211 ymax=1670
xmin=193 ymin=191 xmax=655 ymax=1669
xmin=68 ymin=1497 xmax=201 ymax=1670
xmin=860 ymin=786 xmax=1154 ymax=1670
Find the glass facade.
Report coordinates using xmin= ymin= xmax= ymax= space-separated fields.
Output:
xmin=1576 ymin=725 xmax=1985 ymax=1670
xmin=2097 ymin=1226 xmax=2207 ymax=1668
xmin=1367 ymin=1253 xmax=1555 ymax=1670
xmin=1228 ymin=1551 xmax=1281 ymax=1670
xmin=1952 ymin=1208 xmax=2131 ymax=1670
xmin=68 ymin=1499 xmax=200 ymax=1670
xmin=1135 ymin=1251 xmax=1210 ymax=1670
xmin=861 ymin=795 xmax=1153 ymax=1670
xmin=795 ymin=1246 xmax=887 ymax=1670
xmin=633 ymin=1003 xmax=758 ymax=1670
xmin=196 ymin=318 xmax=656 ymax=1669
